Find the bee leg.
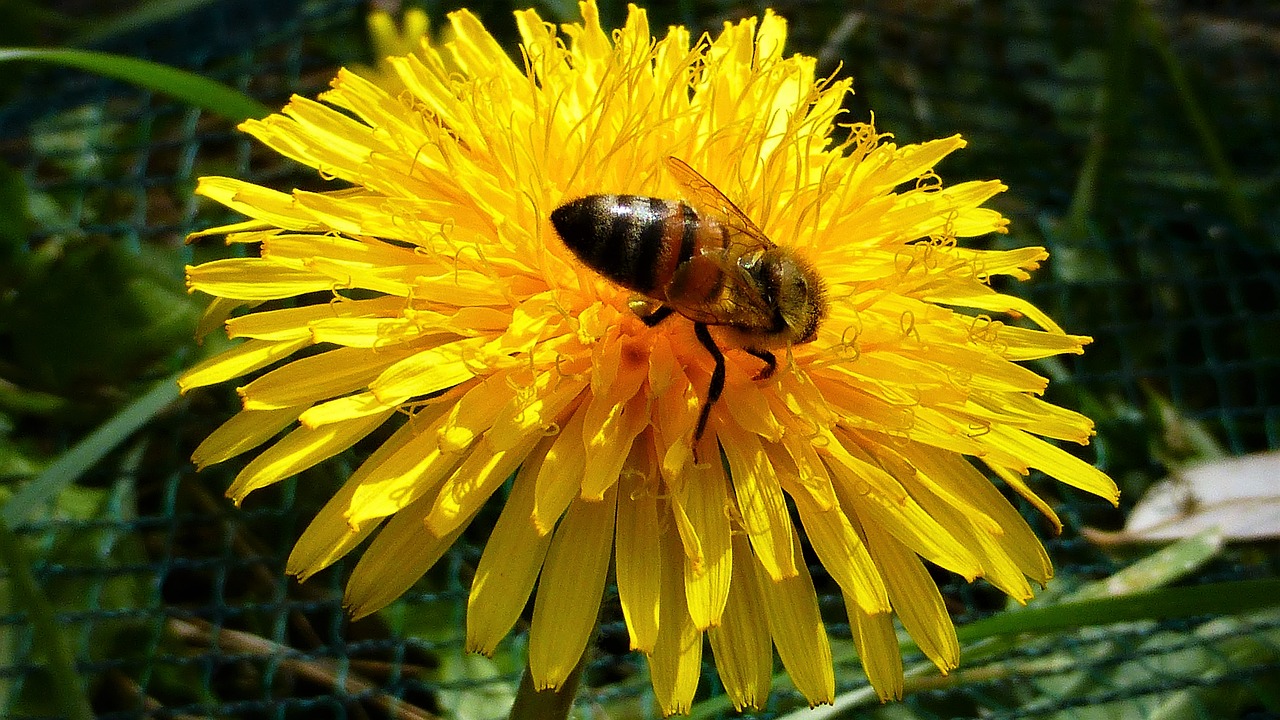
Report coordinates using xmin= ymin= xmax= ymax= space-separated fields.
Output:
xmin=638 ymin=304 xmax=675 ymax=327
xmin=693 ymin=323 xmax=725 ymax=462
xmin=745 ymin=348 xmax=777 ymax=380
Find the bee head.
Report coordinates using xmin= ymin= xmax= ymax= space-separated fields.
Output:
xmin=763 ymin=249 xmax=827 ymax=344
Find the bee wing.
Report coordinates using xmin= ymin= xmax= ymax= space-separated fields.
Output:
xmin=664 ymin=156 xmax=777 ymax=253
xmin=669 ymin=252 xmax=778 ymax=331
xmin=663 ymin=157 xmax=779 ymax=331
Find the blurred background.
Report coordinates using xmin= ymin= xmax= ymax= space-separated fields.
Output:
xmin=1 ymin=0 xmax=1278 ymax=718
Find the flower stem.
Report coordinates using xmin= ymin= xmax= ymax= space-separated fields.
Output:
xmin=507 ymin=651 xmax=587 ymax=720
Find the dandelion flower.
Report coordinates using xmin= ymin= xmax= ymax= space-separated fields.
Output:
xmin=355 ymin=6 xmax=433 ymax=93
xmin=182 ymin=1 xmax=1118 ymax=714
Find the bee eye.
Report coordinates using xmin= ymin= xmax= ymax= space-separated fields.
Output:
xmin=761 ymin=263 xmax=785 ymax=302
xmin=773 ymin=263 xmax=807 ymax=303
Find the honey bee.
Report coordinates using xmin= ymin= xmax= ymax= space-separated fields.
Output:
xmin=550 ymin=156 xmax=827 ymax=455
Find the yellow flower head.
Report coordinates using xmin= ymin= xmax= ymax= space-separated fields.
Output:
xmin=354 ymin=6 xmax=434 ymax=93
xmin=183 ymin=1 xmax=1118 ymax=713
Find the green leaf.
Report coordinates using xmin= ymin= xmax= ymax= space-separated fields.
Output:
xmin=0 ymin=47 xmax=270 ymax=122
xmin=956 ymin=579 xmax=1280 ymax=642
xmin=71 ymin=0 xmax=218 ymax=47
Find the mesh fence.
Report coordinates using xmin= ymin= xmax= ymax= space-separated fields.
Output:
xmin=1 ymin=0 xmax=1278 ymax=718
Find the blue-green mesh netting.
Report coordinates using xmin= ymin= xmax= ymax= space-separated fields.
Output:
xmin=2 ymin=1 xmax=1278 ymax=718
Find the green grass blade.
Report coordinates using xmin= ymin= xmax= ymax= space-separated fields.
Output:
xmin=1137 ymin=5 xmax=1256 ymax=230
xmin=0 ymin=48 xmax=270 ymax=122
xmin=1068 ymin=528 xmax=1225 ymax=602
xmin=0 ymin=519 xmax=93 ymax=720
xmin=1066 ymin=0 xmax=1136 ymax=236
xmin=2 ymin=372 xmax=181 ymax=527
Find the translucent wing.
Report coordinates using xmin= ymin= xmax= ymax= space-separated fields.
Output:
xmin=664 ymin=156 xmax=776 ymax=253
xmin=666 ymin=250 xmax=778 ymax=332
xmin=662 ymin=157 xmax=779 ymax=331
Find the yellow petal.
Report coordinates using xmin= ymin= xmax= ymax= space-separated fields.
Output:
xmin=227 ymin=409 xmax=395 ymax=502
xmin=224 ymin=295 xmax=407 ymax=341
xmin=409 ymin=267 xmax=509 ymax=303
xmin=967 ymin=392 xmax=1095 ymax=444
xmin=186 ymin=258 xmax=335 ymax=300
xmin=345 ymin=493 xmax=470 ymax=619
xmin=775 ymin=432 xmax=838 ymax=511
xmin=860 ymin=519 xmax=960 ymax=674
xmin=307 ymin=316 xmax=433 ymax=348
xmin=845 ymin=597 xmax=904 ymax=702
xmin=466 ymin=437 xmax=555 ymax=655
xmin=528 ymin=484 xmax=617 ymax=689
xmin=755 ymin=9 xmax=788 ymax=65
xmin=850 ymin=431 xmax=1002 ymax=536
xmin=651 ymin=357 xmax=699 ymax=484
xmin=987 ymin=461 xmax=1063 ymax=534
xmin=424 ymin=429 xmax=544 ymax=539
xmin=983 ymin=324 xmax=1085 ymax=361
xmin=581 ymin=391 xmax=649 ymax=500
xmin=195 ymin=296 xmax=244 ymax=340
xmin=871 ymin=135 xmax=967 ymax=193
xmin=241 ymin=98 xmax=395 ymax=184
xmin=950 ymin=206 xmax=1009 ymax=237
xmin=446 ymin=9 xmax=524 ymax=83
xmin=925 ymin=286 xmax=1066 ymax=335
xmin=286 ymin=418 xmax=422 ymax=579
xmin=178 ymin=337 xmax=311 ymax=392
xmin=287 ymin=190 xmax=435 ymax=239
xmin=614 ymin=453 xmax=662 ymax=652
xmin=707 ymin=534 xmax=772 ymax=711
xmin=902 ymin=466 xmax=1033 ymax=602
xmin=194 ymin=176 xmax=321 ymax=231
xmin=342 ymin=396 xmax=479 ymax=527
xmin=487 ymin=374 xmax=589 ymax=453
xmin=825 ymin=434 xmax=982 ymax=581
xmin=912 ymin=446 xmax=1053 ymax=583
xmin=986 ymin=425 xmax=1119 ymax=505
xmin=580 ymin=340 xmax=651 ymax=499
xmin=191 ymin=405 xmax=303 ymax=470
xmin=676 ymin=454 xmax=732 ymax=630
xmin=648 ymin=519 xmax=703 ymax=716
xmin=370 ymin=337 xmax=485 ymax=405
xmin=186 ymin=218 xmax=277 ymax=242
xmin=299 ymin=391 xmax=401 ymax=428
xmin=532 ymin=404 xmax=588 ymax=534
xmin=720 ymin=427 xmax=797 ymax=581
xmin=719 ymin=368 xmax=784 ymax=442
xmin=240 ymin=345 xmax=414 ymax=410
xmin=887 ymin=180 xmax=1007 ymax=241
xmin=787 ymin=485 xmax=890 ymax=616
xmin=756 ymin=526 xmax=834 ymax=706
xmin=940 ymin=245 xmax=1048 ymax=281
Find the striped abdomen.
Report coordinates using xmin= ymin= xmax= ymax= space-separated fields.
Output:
xmin=550 ymin=195 xmax=727 ymax=297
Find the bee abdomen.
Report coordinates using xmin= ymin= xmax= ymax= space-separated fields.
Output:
xmin=551 ymin=195 xmax=696 ymax=295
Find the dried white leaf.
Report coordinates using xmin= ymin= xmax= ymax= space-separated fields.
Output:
xmin=1086 ymin=451 xmax=1280 ymax=545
